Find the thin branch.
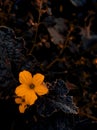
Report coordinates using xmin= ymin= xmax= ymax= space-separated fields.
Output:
xmin=46 ymin=26 xmax=73 ymax=69
xmin=29 ymin=0 xmax=43 ymax=55
xmin=79 ymin=111 xmax=97 ymax=121
xmin=46 ymin=57 xmax=65 ymax=69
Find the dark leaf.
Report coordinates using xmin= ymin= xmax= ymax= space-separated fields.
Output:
xmin=70 ymin=0 xmax=87 ymax=7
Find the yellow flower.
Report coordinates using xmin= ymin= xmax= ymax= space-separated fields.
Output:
xmin=15 ymin=70 xmax=48 ymax=107
xmin=15 ymin=97 xmax=27 ymax=113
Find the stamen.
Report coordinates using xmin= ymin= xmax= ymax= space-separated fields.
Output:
xmin=30 ymin=84 xmax=35 ymax=89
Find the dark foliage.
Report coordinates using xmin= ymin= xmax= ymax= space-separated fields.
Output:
xmin=0 ymin=0 xmax=97 ymax=130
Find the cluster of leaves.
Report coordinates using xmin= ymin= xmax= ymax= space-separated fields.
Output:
xmin=1 ymin=0 xmax=97 ymax=129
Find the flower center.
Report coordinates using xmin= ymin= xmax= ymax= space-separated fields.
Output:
xmin=30 ymin=84 xmax=35 ymax=89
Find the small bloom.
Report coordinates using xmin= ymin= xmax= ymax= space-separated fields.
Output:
xmin=15 ymin=97 xmax=28 ymax=113
xmin=15 ymin=70 xmax=48 ymax=113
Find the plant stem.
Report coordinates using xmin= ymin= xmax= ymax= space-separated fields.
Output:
xmin=29 ymin=0 xmax=43 ymax=55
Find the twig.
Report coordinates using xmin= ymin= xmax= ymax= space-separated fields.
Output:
xmin=29 ymin=0 xmax=43 ymax=55
xmin=46 ymin=25 xmax=73 ymax=69
xmin=59 ymin=26 xmax=73 ymax=55
xmin=46 ymin=57 xmax=65 ymax=69
xmin=79 ymin=111 xmax=97 ymax=121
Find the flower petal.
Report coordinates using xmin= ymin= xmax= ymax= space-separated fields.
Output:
xmin=15 ymin=84 xmax=28 ymax=97
xmin=34 ymin=83 xmax=48 ymax=96
xmin=15 ymin=97 xmax=22 ymax=104
xmin=32 ymin=73 xmax=44 ymax=86
xmin=19 ymin=70 xmax=33 ymax=85
xmin=19 ymin=104 xmax=27 ymax=113
xmin=25 ymin=90 xmax=37 ymax=105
